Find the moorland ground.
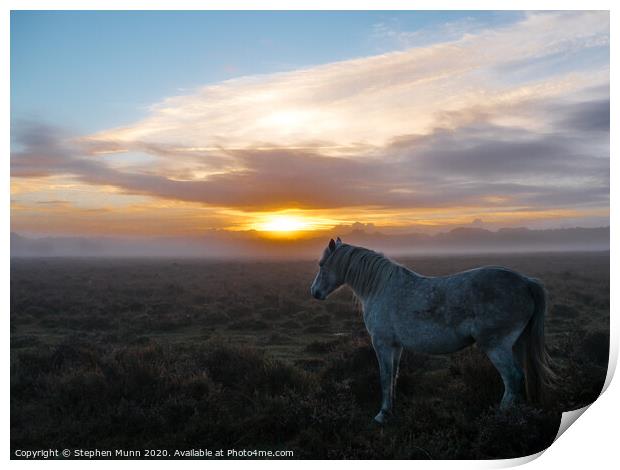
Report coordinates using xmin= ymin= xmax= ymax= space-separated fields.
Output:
xmin=10 ymin=251 xmax=609 ymax=459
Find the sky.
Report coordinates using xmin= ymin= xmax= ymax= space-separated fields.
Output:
xmin=10 ymin=10 xmax=610 ymax=239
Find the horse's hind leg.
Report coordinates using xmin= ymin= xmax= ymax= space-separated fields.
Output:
xmin=482 ymin=340 xmax=525 ymax=409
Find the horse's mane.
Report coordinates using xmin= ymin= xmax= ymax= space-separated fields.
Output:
xmin=329 ymin=244 xmax=404 ymax=299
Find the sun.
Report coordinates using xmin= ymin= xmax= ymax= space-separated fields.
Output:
xmin=257 ymin=215 xmax=309 ymax=234
xmin=248 ymin=211 xmax=337 ymax=237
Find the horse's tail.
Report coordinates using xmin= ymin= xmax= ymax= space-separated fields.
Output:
xmin=514 ymin=277 xmax=556 ymax=403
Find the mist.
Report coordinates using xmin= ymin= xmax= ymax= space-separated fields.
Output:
xmin=10 ymin=225 xmax=610 ymax=259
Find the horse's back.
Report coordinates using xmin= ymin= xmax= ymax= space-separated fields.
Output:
xmin=381 ymin=265 xmax=536 ymax=353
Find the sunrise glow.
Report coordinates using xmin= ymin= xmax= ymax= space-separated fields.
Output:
xmin=254 ymin=215 xmax=311 ymax=234
xmin=10 ymin=11 xmax=610 ymax=243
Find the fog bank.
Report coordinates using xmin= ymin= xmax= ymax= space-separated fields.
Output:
xmin=10 ymin=226 xmax=610 ymax=259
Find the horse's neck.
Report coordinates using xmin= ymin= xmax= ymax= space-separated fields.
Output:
xmin=343 ymin=250 xmax=398 ymax=302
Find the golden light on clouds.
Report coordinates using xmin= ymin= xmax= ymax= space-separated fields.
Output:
xmin=10 ymin=12 xmax=609 ymax=241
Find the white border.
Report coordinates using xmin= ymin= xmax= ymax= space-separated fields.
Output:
xmin=3 ymin=1 xmax=616 ymax=468
xmin=0 ymin=1 xmax=616 ymax=10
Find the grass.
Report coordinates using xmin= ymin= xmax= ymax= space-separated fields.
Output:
xmin=10 ymin=252 xmax=609 ymax=459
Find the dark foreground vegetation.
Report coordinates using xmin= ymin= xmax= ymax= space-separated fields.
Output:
xmin=11 ymin=252 xmax=609 ymax=459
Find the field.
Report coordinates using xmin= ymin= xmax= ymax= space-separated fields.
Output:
xmin=10 ymin=252 xmax=609 ymax=459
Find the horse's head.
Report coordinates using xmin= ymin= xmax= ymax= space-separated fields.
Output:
xmin=310 ymin=237 xmax=344 ymax=300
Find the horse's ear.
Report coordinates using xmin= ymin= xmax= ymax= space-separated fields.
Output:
xmin=328 ymin=238 xmax=336 ymax=252
xmin=336 ymin=236 xmax=342 ymax=245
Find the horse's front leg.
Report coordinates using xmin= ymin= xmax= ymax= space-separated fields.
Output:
xmin=372 ymin=337 xmax=396 ymax=425
xmin=391 ymin=345 xmax=403 ymax=406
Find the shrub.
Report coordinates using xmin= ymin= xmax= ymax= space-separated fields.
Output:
xmin=473 ymin=405 xmax=559 ymax=459
xmin=580 ymin=329 xmax=609 ymax=366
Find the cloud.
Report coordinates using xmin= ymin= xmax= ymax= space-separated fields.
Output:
xmin=83 ymin=11 xmax=608 ymax=153
xmin=556 ymin=98 xmax=610 ymax=133
xmin=11 ymin=92 xmax=609 ymax=213
xmin=10 ymin=11 xmax=610 ymax=233
xmin=371 ymin=15 xmax=486 ymax=50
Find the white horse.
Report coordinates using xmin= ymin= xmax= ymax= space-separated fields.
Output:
xmin=310 ymin=238 xmax=554 ymax=424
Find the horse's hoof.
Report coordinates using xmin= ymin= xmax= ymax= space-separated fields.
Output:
xmin=373 ymin=411 xmax=390 ymax=426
